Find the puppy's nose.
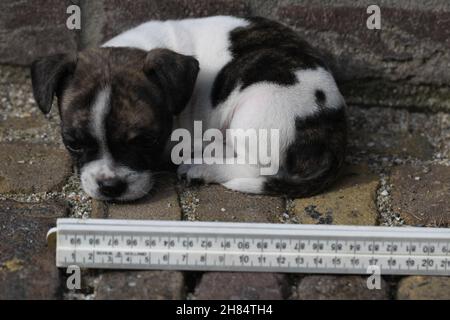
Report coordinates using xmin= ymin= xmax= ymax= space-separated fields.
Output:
xmin=97 ymin=178 xmax=126 ymax=198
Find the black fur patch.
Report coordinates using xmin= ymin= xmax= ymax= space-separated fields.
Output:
xmin=211 ymin=17 xmax=327 ymax=107
xmin=30 ymin=53 xmax=77 ymax=114
xmin=264 ymin=106 xmax=347 ymax=197
xmin=144 ymin=49 xmax=199 ymax=115
xmin=315 ymin=89 xmax=326 ymax=109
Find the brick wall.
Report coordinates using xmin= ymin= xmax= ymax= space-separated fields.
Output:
xmin=1 ymin=0 xmax=449 ymax=111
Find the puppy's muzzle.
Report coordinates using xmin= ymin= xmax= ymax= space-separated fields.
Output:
xmin=97 ymin=177 xmax=127 ymax=198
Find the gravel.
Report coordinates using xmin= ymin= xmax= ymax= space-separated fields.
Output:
xmin=376 ymin=173 xmax=404 ymax=226
xmin=178 ymin=187 xmax=200 ymax=221
xmin=282 ymin=199 xmax=300 ymax=224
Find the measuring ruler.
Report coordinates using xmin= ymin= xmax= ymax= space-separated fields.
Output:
xmin=47 ymin=218 xmax=450 ymax=275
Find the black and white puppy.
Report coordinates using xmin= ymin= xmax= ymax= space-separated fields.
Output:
xmin=30 ymin=16 xmax=347 ymax=201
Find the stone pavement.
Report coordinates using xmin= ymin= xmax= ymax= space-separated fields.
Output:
xmin=1 ymin=65 xmax=449 ymax=300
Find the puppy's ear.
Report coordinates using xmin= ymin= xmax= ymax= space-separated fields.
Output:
xmin=30 ymin=53 xmax=77 ymax=114
xmin=144 ymin=49 xmax=199 ymax=115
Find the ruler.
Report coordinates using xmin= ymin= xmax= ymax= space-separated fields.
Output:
xmin=47 ymin=218 xmax=450 ymax=275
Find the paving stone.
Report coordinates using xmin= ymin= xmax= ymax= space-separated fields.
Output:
xmin=0 ymin=142 xmax=72 ymax=194
xmin=0 ymin=116 xmax=46 ymax=131
xmin=100 ymin=173 xmax=181 ymax=220
xmin=0 ymin=0 xmax=78 ymax=65
xmin=192 ymin=184 xmax=284 ymax=222
xmin=194 ymin=272 xmax=286 ymax=300
xmin=379 ymin=133 xmax=434 ymax=160
xmin=391 ymin=165 xmax=450 ymax=226
xmin=296 ymin=275 xmax=389 ymax=300
xmin=0 ymin=200 xmax=68 ymax=299
xmin=94 ymin=270 xmax=184 ymax=300
xmin=347 ymin=106 xmax=443 ymax=164
xmin=0 ymin=65 xmax=31 ymax=85
xmin=82 ymin=0 xmax=250 ymax=47
xmin=293 ymin=165 xmax=379 ymax=225
xmin=91 ymin=200 xmax=108 ymax=219
xmin=350 ymin=132 xmax=435 ymax=161
xmin=397 ymin=276 xmax=450 ymax=300
xmin=347 ymin=106 xmax=439 ymax=161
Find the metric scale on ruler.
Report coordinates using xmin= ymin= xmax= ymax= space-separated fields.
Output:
xmin=47 ymin=218 xmax=450 ymax=276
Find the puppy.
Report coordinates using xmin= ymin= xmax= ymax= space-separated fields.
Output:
xmin=30 ymin=16 xmax=346 ymax=201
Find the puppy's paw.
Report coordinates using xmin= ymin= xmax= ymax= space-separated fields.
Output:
xmin=177 ymin=164 xmax=207 ymax=186
xmin=177 ymin=163 xmax=192 ymax=180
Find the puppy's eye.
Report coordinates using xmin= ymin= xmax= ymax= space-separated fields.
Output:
xmin=129 ymin=134 xmax=158 ymax=147
xmin=63 ymin=135 xmax=96 ymax=154
xmin=64 ymin=140 xmax=84 ymax=154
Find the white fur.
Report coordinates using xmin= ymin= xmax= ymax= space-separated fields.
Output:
xmin=91 ymin=87 xmax=111 ymax=153
xmin=81 ymin=160 xmax=153 ymax=201
xmin=80 ymin=87 xmax=153 ymax=200
xmin=102 ymin=16 xmax=345 ymax=195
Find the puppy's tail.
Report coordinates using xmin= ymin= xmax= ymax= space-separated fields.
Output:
xmin=264 ymin=107 xmax=347 ymax=198
xmin=263 ymin=150 xmax=344 ymax=198
xmin=221 ymin=150 xmax=344 ymax=198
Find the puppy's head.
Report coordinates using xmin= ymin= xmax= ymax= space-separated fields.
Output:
xmin=30 ymin=47 xmax=199 ymax=201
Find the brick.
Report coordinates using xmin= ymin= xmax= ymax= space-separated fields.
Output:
xmin=352 ymin=132 xmax=434 ymax=161
xmin=0 ymin=0 xmax=78 ymax=65
xmin=0 ymin=143 xmax=72 ymax=194
xmin=276 ymin=5 xmax=450 ymax=111
xmin=347 ymin=106 xmax=436 ymax=161
xmin=190 ymin=184 xmax=284 ymax=222
xmin=0 ymin=116 xmax=46 ymax=131
xmin=391 ymin=165 xmax=450 ymax=226
xmin=91 ymin=200 xmax=108 ymax=219
xmin=94 ymin=271 xmax=184 ymax=300
xmin=0 ymin=65 xmax=30 ymax=85
xmin=0 ymin=200 xmax=68 ymax=299
xmin=102 ymin=173 xmax=181 ymax=220
xmin=82 ymin=0 xmax=250 ymax=47
xmin=194 ymin=272 xmax=286 ymax=300
xmin=296 ymin=275 xmax=389 ymax=300
xmin=293 ymin=165 xmax=379 ymax=225
xmin=0 ymin=116 xmax=50 ymax=145
xmin=397 ymin=276 xmax=450 ymax=300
